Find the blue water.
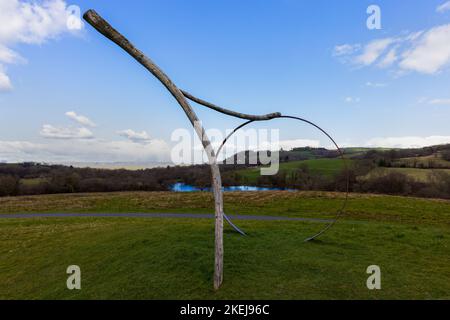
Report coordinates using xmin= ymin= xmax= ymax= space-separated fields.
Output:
xmin=171 ymin=183 xmax=292 ymax=192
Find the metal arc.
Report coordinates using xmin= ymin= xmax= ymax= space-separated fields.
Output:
xmin=215 ymin=116 xmax=350 ymax=242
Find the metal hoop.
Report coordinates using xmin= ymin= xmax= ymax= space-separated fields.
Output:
xmin=215 ymin=116 xmax=350 ymax=242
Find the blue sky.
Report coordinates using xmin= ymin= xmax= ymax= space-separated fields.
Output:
xmin=1 ymin=0 xmax=450 ymax=163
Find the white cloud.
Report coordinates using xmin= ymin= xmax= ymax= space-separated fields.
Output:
xmin=118 ymin=129 xmax=152 ymax=143
xmin=418 ymin=97 xmax=450 ymax=105
xmin=404 ymin=31 xmax=425 ymax=42
xmin=378 ymin=48 xmax=397 ymax=68
xmin=399 ymin=24 xmax=450 ymax=74
xmin=0 ymin=69 xmax=13 ymax=91
xmin=344 ymin=97 xmax=360 ymax=103
xmin=355 ymin=38 xmax=395 ymax=66
xmin=365 ymin=136 xmax=450 ymax=148
xmin=366 ymin=81 xmax=387 ymax=88
xmin=0 ymin=0 xmax=83 ymax=91
xmin=0 ymin=138 xmax=171 ymax=163
xmin=0 ymin=0 xmax=78 ymax=44
xmin=334 ymin=23 xmax=450 ymax=75
xmin=428 ymin=98 xmax=450 ymax=105
xmin=0 ymin=44 xmax=24 ymax=64
xmin=65 ymin=111 xmax=96 ymax=127
xmin=40 ymin=124 xmax=94 ymax=140
xmin=333 ymin=44 xmax=361 ymax=56
xmin=437 ymin=1 xmax=450 ymax=13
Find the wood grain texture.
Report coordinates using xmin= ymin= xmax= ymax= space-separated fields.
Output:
xmin=182 ymin=90 xmax=282 ymax=121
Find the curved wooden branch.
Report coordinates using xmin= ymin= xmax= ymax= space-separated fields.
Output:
xmin=181 ymin=90 xmax=282 ymax=121
xmin=83 ymin=9 xmax=225 ymax=290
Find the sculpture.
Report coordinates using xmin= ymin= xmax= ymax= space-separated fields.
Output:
xmin=83 ymin=10 xmax=348 ymax=290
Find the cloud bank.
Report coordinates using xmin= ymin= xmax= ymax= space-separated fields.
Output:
xmin=0 ymin=0 xmax=83 ymax=91
xmin=0 ymin=111 xmax=172 ymax=163
xmin=0 ymin=139 xmax=171 ymax=163
xmin=334 ymin=23 xmax=450 ymax=75
xmin=1 ymin=134 xmax=449 ymax=164
xmin=365 ymin=136 xmax=450 ymax=149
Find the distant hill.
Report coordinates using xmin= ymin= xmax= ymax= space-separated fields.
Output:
xmin=223 ymin=147 xmax=340 ymax=165
xmin=1 ymin=144 xmax=449 ymax=199
xmin=229 ymin=144 xmax=450 ymax=199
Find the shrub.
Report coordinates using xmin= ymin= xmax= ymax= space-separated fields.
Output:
xmin=357 ymin=172 xmax=414 ymax=196
xmin=0 ymin=175 xmax=19 ymax=196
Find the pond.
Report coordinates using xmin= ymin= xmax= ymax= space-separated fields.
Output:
xmin=171 ymin=183 xmax=294 ymax=192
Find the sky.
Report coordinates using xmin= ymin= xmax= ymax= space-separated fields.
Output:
xmin=1 ymin=0 xmax=450 ymax=164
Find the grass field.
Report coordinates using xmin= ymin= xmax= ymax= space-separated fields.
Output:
xmin=236 ymin=156 xmax=450 ymax=184
xmin=365 ymin=167 xmax=450 ymax=182
xmin=237 ymin=158 xmax=349 ymax=183
xmin=0 ymin=191 xmax=449 ymax=299
xmin=393 ymin=154 xmax=450 ymax=169
xmin=19 ymin=178 xmax=48 ymax=186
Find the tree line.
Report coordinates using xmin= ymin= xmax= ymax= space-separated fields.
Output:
xmin=0 ymin=162 xmax=243 ymax=197
xmin=1 ymin=144 xmax=449 ymax=199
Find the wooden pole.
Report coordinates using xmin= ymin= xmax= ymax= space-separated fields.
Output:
xmin=83 ymin=10 xmax=224 ymax=289
xmin=83 ymin=8 xmax=346 ymax=289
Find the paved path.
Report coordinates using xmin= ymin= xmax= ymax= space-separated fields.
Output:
xmin=0 ymin=212 xmax=333 ymax=223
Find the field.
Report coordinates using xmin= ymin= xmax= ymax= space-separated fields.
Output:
xmin=393 ymin=154 xmax=450 ymax=169
xmin=236 ymin=159 xmax=349 ymax=183
xmin=19 ymin=177 xmax=48 ymax=186
xmin=365 ymin=167 xmax=450 ymax=182
xmin=0 ymin=191 xmax=449 ymax=299
xmin=235 ymin=157 xmax=450 ymax=184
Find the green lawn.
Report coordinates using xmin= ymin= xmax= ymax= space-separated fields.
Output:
xmin=1 ymin=191 xmax=450 ymax=225
xmin=0 ymin=191 xmax=449 ymax=299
